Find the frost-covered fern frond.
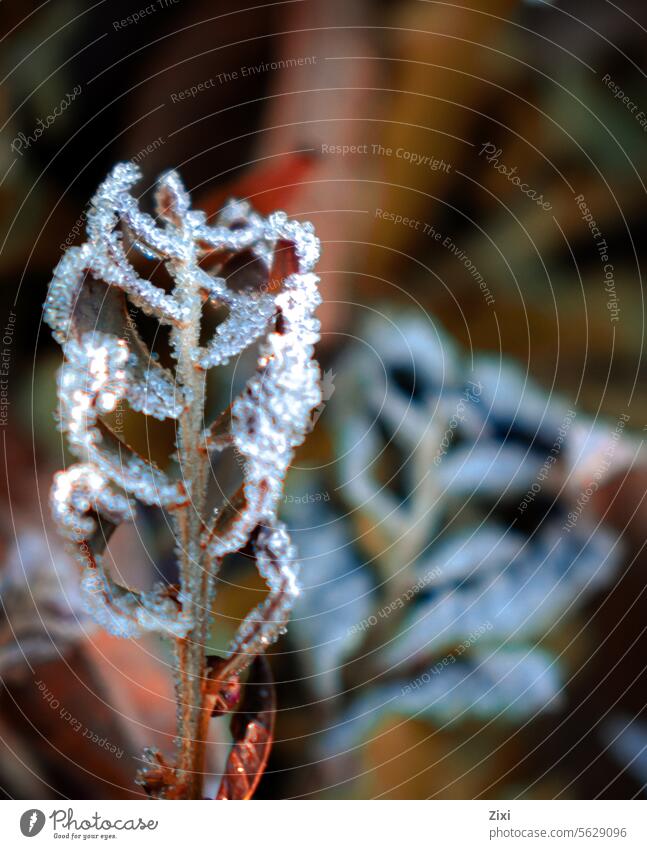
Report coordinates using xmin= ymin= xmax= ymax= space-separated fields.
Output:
xmin=294 ymin=312 xmax=631 ymax=758
xmin=44 ymin=163 xmax=322 ymax=797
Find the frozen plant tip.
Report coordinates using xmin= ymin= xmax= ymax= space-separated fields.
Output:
xmin=44 ymin=163 xmax=322 ymax=798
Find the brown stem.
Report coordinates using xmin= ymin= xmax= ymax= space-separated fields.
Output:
xmin=172 ymin=254 xmax=211 ymax=799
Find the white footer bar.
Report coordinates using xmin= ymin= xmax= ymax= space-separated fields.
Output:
xmin=2 ymin=800 xmax=646 ymax=848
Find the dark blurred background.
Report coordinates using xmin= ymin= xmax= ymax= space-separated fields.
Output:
xmin=1 ymin=0 xmax=647 ymax=800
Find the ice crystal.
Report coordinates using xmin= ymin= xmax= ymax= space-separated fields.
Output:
xmin=44 ymin=163 xmax=321 ymax=794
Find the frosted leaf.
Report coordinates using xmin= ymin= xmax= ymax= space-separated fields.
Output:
xmin=45 ymin=162 xmax=321 ymax=663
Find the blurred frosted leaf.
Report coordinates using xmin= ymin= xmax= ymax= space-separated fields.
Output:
xmin=323 ymin=311 xmax=630 ymax=723
xmin=383 ymin=522 xmax=619 ymax=671
xmin=287 ymin=498 xmax=376 ymax=699
xmin=322 ymin=646 xmax=563 ymax=757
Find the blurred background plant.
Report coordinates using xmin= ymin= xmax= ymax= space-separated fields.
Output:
xmin=1 ymin=0 xmax=646 ymax=799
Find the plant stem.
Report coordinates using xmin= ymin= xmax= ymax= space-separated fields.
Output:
xmin=172 ymin=257 xmax=210 ymax=799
